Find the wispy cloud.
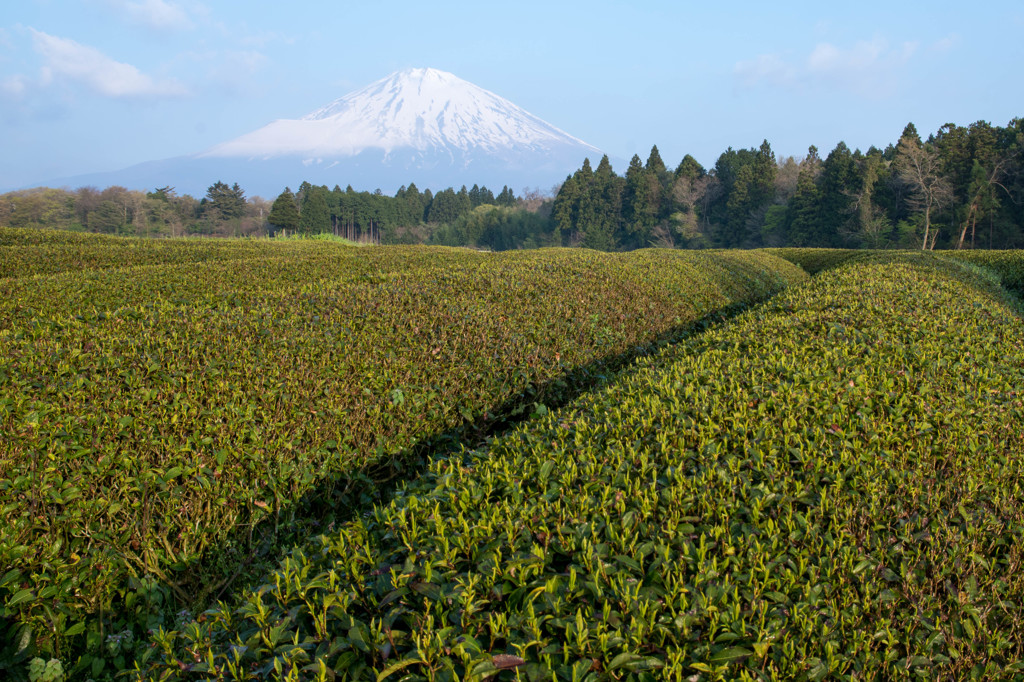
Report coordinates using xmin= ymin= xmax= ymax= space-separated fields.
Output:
xmin=107 ymin=0 xmax=194 ymax=31
xmin=1 ymin=74 xmax=28 ymax=98
xmin=236 ymin=30 xmax=294 ymax=49
xmin=733 ymin=53 xmax=798 ymax=89
xmin=735 ymin=38 xmax=918 ymax=97
xmin=30 ymin=28 xmax=189 ymax=97
xmin=931 ymin=33 xmax=960 ymax=53
xmin=172 ymin=47 xmax=269 ymax=96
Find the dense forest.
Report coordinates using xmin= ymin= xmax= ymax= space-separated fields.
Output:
xmin=2 ymin=118 xmax=1021 ymax=250
xmin=553 ymin=119 xmax=1024 ymax=251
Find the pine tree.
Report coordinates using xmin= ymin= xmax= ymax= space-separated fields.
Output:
xmin=299 ymin=185 xmax=331 ymax=235
xmin=593 ymin=155 xmax=623 ymax=249
xmin=645 ymin=145 xmax=667 ymax=176
xmin=551 ymin=175 xmax=580 ymax=245
xmin=900 ymin=122 xmax=921 ymax=146
xmin=784 ymin=147 xmax=822 ymax=246
xmin=268 ymin=187 xmax=300 ymax=236
xmin=496 ymin=186 xmax=517 ymax=207
xmin=674 ymin=155 xmax=704 ymax=181
xmin=203 ymin=181 xmax=246 ymax=220
xmin=817 ymin=141 xmax=858 ymax=245
xmin=622 ymin=154 xmax=656 ymax=248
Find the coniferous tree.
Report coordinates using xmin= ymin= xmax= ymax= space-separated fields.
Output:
xmin=299 ymin=185 xmax=331 ymax=235
xmin=851 ymin=148 xmax=891 ymax=248
xmin=268 ymin=187 xmax=300 ymax=236
xmin=496 ymin=186 xmax=517 ymax=207
xmin=592 ymin=155 xmax=623 ymax=250
xmin=622 ymin=154 xmax=656 ymax=248
xmin=645 ymin=145 xmax=667 ymax=176
xmin=817 ymin=141 xmax=858 ymax=245
xmin=784 ymin=147 xmax=822 ymax=246
xmin=645 ymin=145 xmax=670 ymax=223
xmin=551 ymin=174 xmax=580 ymax=244
xmin=203 ymin=181 xmax=246 ymax=220
xmin=669 ymin=155 xmax=711 ymax=247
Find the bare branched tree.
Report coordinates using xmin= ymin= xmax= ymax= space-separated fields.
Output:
xmin=894 ymin=137 xmax=953 ymax=250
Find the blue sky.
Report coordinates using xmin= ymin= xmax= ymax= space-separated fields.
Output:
xmin=1 ymin=0 xmax=1021 ymax=194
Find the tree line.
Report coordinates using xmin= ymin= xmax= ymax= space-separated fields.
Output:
xmin=265 ymin=181 xmax=529 ymax=246
xmin=0 ymin=179 xmax=546 ymax=248
xmin=0 ymin=182 xmax=264 ymax=239
xmin=552 ymin=119 xmax=1024 ymax=250
xmin=4 ymin=117 xmax=1021 ymax=251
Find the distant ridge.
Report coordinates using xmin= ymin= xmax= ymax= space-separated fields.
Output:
xmin=41 ymin=68 xmax=603 ymax=197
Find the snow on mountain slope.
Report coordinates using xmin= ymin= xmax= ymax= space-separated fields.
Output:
xmin=201 ymin=68 xmax=599 ymax=160
xmin=37 ymin=68 xmax=605 ymax=196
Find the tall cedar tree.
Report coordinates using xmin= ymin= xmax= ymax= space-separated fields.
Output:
xmin=268 ymin=187 xmax=300 ymax=234
xmin=299 ymin=185 xmax=331 ymax=234
xmin=784 ymin=146 xmax=822 ymax=246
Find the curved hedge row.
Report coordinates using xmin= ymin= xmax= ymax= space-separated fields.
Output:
xmin=944 ymin=250 xmax=1024 ymax=298
xmin=0 ymin=240 xmax=805 ymax=679
xmin=762 ymin=248 xmax=865 ymax=275
xmin=768 ymin=247 xmax=1024 ymax=301
xmin=0 ymin=227 xmax=261 ymax=279
xmin=139 ymin=254 xmax=1024 ymax=680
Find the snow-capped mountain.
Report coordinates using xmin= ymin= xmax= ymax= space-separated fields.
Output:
xmin=203 ymin=68 xmax=598 ymax=160
xmin=42 ymin=68 xmax=603 ymax=198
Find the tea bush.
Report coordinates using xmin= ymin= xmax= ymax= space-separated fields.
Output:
xmin=945 ymin=249 xmax=1024 ymax=298
xmin=0 ymin=235 xmax=805 ymax=679
xmin=763 ymin=248 xmax=865 ymax=275
xmin=138 ymin=254 xmax=1024 ymax=680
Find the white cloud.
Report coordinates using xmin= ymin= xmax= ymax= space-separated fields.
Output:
xmin=735 ymin=38 xmax=918 ymax=97
xmin=236 ymin=30 xmax=294 ymax=49
xmin=172 ymin=47 xmax=268 ymax=96
xmin=1 ymin=74 xmax=28 ymax=98
xmin=30 ymin=29 xmax=189 ymax=98
xmin=734 ymin=53 xmax=798 ymax=88
xmin=109 ymin=0 xmax=194 ymax=30
xmin=222 ymin=50 xmax=268 ymax=74
xmin=931 ymin=34 xmax=960 ymax=53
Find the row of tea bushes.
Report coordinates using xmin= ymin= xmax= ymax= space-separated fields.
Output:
xmin=946 ymin=249 xmax=1024 ymax=298
xmin=0 ymin=227 xmax=291 ymax=279
xmin=763 ymin=248 xmax=865 ymax=275
xmin=0 ymin=226 xmax=126 ymax=247
xmin=139 ymin=254 xmax=1024 ymax=680
xmin=769 ymin=247 xmax=1024 ymax=301
xmin=0 ymin=239 xmax=806 ymax=679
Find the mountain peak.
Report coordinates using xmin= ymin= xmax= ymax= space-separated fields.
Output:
xmin=201 ymin=68 xmax=599 ymax=160
xmin=49 ymin=69 xmax=602 ymax=197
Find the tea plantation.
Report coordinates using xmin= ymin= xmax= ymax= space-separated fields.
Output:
xmin=138 ymin=252 xmax=1024 ymax=680
xmin=0 ymin=228 xmax=806 ymax=680
xmin=2 ymin=229 xmax=1022 ymax=680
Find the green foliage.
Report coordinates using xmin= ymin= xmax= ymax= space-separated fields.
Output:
xmin=945 ymin=249 xmax=1024 ymax=298
xmin=548 ymin=117 xmax=1024 ymax=251
xmin=0 ymin=229 xmax=804 ymax=678
xmin=27 ymin=658 xmax=64 ymax=682
xmin=268 ymin=188 xmax=300 ymax=234
xmin=138 ymin=253 xmax=1024 ymax=680
xmin=298 ymin=185 xmax=331 ymax=235
xmin=202 ymin=182 xmax=246 ymax=221
xmin=765 ymin=247 xmax=866 ymax=275
xmin=430 ymin=205 xmax=553 ymax=250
